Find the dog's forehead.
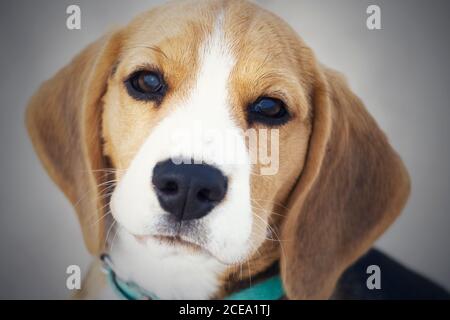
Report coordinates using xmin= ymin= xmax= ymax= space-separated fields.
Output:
xmin=120 ymin=1 xmax=304 ymax=72
xmin=116 ymin=1 xmax=312 ymax=121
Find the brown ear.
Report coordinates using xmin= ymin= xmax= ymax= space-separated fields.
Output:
xmin=280 ymin=66 xmax=411 ymax=299
xmin=26 ymin=31 xmax=122 ymax=254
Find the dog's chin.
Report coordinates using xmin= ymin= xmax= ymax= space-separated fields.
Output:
xmin=134 ymin=234 xmax=210 ymax=256
xmin=136 ymin=234 xmax=242 ymax=266
xmin=119 ymin=227 xmax=250 ymax=266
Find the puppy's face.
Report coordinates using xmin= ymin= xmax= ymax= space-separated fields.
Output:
xmin=102 ymin=2 xmax=312 ymax=264
xmin=27 ymin=0 xmax=409 ymax=299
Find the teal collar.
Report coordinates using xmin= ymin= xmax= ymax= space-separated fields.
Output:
xmin=101 ymin=254 xmax=284 ymax=300
xmin=224 ymin=275 xmax=284 ymax=300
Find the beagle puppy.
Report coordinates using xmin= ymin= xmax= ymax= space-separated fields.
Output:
xmin=25 ymin=0 xmax=448 ymax=300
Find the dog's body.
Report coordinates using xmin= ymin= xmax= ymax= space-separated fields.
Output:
xmin=26 ymin=0 xmax=448 ymax=300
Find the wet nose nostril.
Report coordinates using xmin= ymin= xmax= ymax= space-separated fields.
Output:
xmin=153 ymin=178 xmax=179 ymax=195
xmin=197 ymin=189 xmax=212 ymax=203
xmin=196 ymin=184 xmax=227 ymax=203
xmin=161 ymin=180 xmax=178 ymax=194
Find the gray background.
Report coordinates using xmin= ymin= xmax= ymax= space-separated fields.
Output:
xmin=0 ymin=0 xmax=449 ymax=299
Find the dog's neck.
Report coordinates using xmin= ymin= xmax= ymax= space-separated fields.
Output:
xmin=106 ymin=227 xmax=279 ymax=300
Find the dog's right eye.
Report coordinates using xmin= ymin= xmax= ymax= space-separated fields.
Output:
xmin=125 ymin=70 xmax=167 ymax=102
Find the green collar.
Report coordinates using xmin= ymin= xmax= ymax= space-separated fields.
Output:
xmin=101 ymin=254 xmax=284 ymax=300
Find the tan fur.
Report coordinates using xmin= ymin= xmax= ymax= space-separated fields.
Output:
xmin=72 ymin=259 xmax=107 ymax=300
xmin=26 ymin=31 xmax=123 ymax=253
xmin=26 ymin=0 xmax=410 ymax=299
xmin=278 ymin=67 xmax=411 ymax=299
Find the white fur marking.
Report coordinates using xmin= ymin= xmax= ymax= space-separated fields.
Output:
xmin=109 ymin=15 xmax=254 ymax=299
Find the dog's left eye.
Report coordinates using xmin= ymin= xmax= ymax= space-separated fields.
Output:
xmin=125 ymin=70 xmax=166 ymax=102
xmin=248 ymin=97 xmax=290 ymax=125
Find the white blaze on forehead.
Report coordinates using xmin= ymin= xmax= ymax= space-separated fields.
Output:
xmin=110 ymin=14 xmax=254 ymax=299
xmin=166 ymin=14 xmax=243 ymax=168
xmin=193 ymin=15 xmax=235 ymax=124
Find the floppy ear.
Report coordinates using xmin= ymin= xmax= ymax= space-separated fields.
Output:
xmin=26 ymin=31 xmax=122 ymax=254
xmin=280 ymin=65 xmax=411 ymax=299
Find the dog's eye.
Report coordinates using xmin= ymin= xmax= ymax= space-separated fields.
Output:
xmin=125 ymin=70 xmax=166 ymax=102
xmin=248 ymin=97 xmax=290 ymax=126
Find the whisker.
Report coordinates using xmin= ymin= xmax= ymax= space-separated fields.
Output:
xmin=105 ymin=219 xmax=117 ymax=247
xmin=255 ymin=210 xmax=290 ymax=275
xmin=85 ymin=192 xmax=117 ymax=225
xmin=73 ymin=179 xmax=117 ymax=208
xmin=109 ymin=225 xmax=122 ymax=254
xmin=252 ymin=206 xmax=290 ymax=243
xmin=251 ymin=204 xmax=284 ymax=218
xmin=89 ymin=205 xmax=113 ymax=227
xmin=251 ymin=213 xmax=282 ymax=243
xmin=251 ymin=199 xmax=286 ymax=219
xmin=251 ymin=197 xmax=290 ymax=211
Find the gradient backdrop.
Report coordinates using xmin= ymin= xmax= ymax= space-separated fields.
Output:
xmin=0 ymin=0 xmax=449 ymax=299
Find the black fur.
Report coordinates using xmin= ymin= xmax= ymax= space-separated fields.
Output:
xmin=333 ymin=249 xmax=450 ymax=300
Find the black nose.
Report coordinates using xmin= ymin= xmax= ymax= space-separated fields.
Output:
xmin=152 ymin=160 xmax=228 ymax=221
